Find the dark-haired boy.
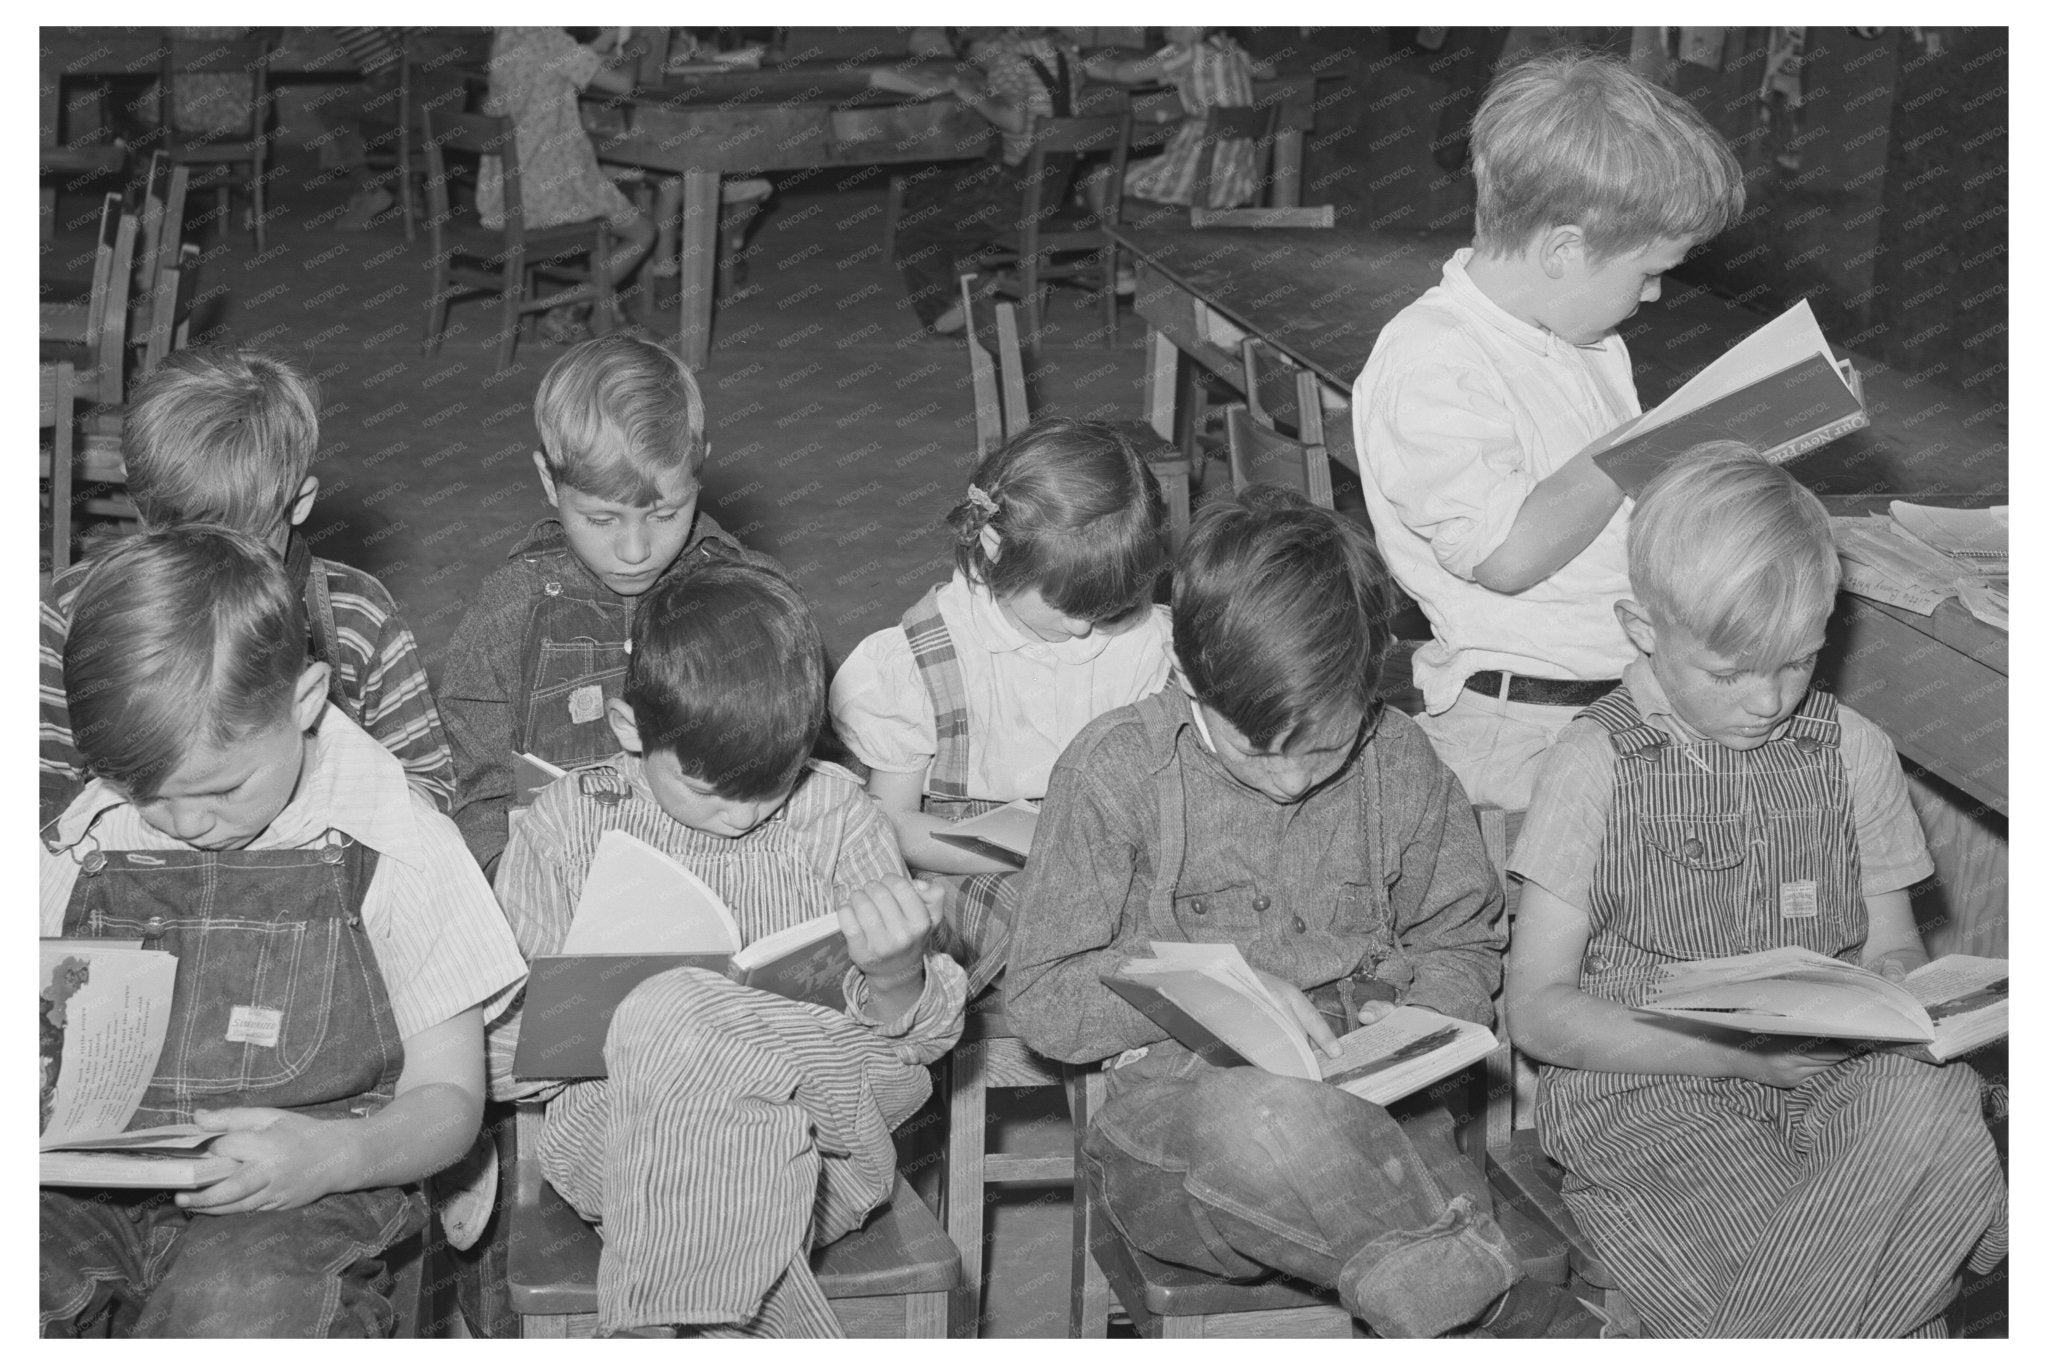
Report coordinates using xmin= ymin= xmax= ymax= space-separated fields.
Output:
xmin=1007 ymin=487 xmax=1597 ymax=1338
xmin=484 ymin=559 xmax=966 ymax=1337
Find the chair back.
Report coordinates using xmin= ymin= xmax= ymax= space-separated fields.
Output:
xmin=1225 ymin=339 xmax=1332 ymax=507
xmin=960 ymin=273 xmax=1029 ymax=459
xmin=1186 ymin=102 xmax=1276 ymax=210
xmin=423 ymin=108 xmax=525 ymax=243
xmin=1017 ymin=112 xmax=1132 ymax=224
xmin=136 ymin=152 xmax=193 ymax=306
xmin=158 ymin=34 xmax=270 ymax=139
xmin=1189 ymin=205 xmax=1334 ymax=229
xmin=86 ymin=195 xmax=138 ymax=387
xmin=141 ymin=242 xmax=202 ymax=377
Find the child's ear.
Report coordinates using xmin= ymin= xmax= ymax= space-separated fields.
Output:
xmin=531 ymin=451 xmax=560 ymax=508
xmin=1614 ymin=599 xmax=1658 ymax=656
xmin=978 ymin=525 xmax=1003 ymax=563
xmin=1537 ymin=224 xmax=1584 ymax=280
xmin=287 ymin=475 xmax=319 ymax=528
xmin=292 ymin=661 xmax=333 ymax=732
xmin=605 ymin=697 xmax=644 ymax=755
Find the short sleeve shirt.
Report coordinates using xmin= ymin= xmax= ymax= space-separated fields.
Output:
xmin=829 ymin=573 xmax=1176 ymax=803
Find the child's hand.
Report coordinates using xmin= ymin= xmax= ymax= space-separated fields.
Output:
xmin=176 ymin=1108 xmax=353 ymax=1215
xmin=1355 ymin=999 xmax=1399 ymax=1026
xmin=840 ymin=875 xmax=943 ymax=1004
xmin=1253 ymin=968 xmax=1343 ymax=1058
xmin=1739 ymin=1037 xmax=1854 ymax=1089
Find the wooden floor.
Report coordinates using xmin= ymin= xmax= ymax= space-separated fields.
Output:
xmin=42 ymin=141 xmax=2008 ymax=1337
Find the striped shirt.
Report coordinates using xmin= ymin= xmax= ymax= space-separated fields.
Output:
xmin=40 ymin=705 xmax=528 ymax=1042
xmin=1125 ymin=37 xmax=1261 ymax=207
xmin=40 ymin=554 xmax=457 ymax=829
xmin=330 ymin=26 xmax=414 ymax=74
xmin=485 ymin=755 xmax=966 ymax=1102
xmin=980 ymin=34 xmax=1079 ymax=165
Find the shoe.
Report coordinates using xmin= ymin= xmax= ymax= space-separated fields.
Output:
xmin=336 ymin=186 xmax=394 ymax=232
xmin=929 ymin=302 xmax=967 ymax=335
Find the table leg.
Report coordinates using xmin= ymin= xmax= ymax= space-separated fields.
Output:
xmin=1144 ymin=326 xmax=1180 ymax=444
xmin=1270 ymin=129 xmax=1304 ymax=208
xmin=675 ymin=169 xmax=720 ymax=370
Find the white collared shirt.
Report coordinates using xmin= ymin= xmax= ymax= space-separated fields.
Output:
xmin=830 ymin=572 xmax=1177 ymax=802
xmin=41 ymin=705 xmax=528 ymax=1041
xmin=1352 ymin=248 xmax=1641 ymax=713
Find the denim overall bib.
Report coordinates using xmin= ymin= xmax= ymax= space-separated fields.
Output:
xmin=40 ymin=827 xmax=424 ymax=1338
xmin=1532 ymin=686 xmax=2004 ymax=1336
xmin=513 ymin=544 xmax=637 ymax=770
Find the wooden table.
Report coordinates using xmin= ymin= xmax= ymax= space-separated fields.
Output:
xmin=582 ymin=66 xmax=991 ymax=369
xmin=1111 ymin=224 xmax=2009 ymax=815
xmin=587 ymin=69 xmax=1325 ymax=370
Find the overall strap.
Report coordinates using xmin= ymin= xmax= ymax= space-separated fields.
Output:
xmin=900 ymin=586 xmax=974 ymax=802
xmin=1582 ymin=686 xmax=1666 ymax=759
xmin=287 ymin=536 xmax=358 ymax=723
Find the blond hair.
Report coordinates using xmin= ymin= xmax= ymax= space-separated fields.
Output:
xmin=1628 ymin=442 xmax=1839 ymax=667
xmin=121 ymin=348 xmax=320 ymax=537
xmin=1473 ymin=50 xmax=1744 ymax=263
xmin=533 ymin=336 xmax=708 ymax=504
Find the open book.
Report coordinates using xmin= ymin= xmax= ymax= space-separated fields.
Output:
xmin=1638 ymin=947 xmax=2007 ymax=1063
xmin=515 ymin=751 xmax=570 ymax=807
xmin=512 ymin=830 xmax=853 ymax=1080
xmin=1105 ymin=942 xmax=1497 ymax=1106
xmin=931 ymin=798 xmax=1039 ymax=868
xmin=1591 ymin=300 xmax=1866 ymax=494
xmin=39 ymin=941 xmax=238 ymax=1189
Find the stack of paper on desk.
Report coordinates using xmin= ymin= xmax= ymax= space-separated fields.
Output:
xmin=1832 ymin=510 xmax=2008 ymax=630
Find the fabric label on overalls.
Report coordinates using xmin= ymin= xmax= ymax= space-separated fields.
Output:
xmin=568 ymin=684 xmax=605 ymax=724
xmin=226 ymin=1004 xmax=285 ymax=1047
xmin=1779 ymin=879 xmax=1819 ymax=919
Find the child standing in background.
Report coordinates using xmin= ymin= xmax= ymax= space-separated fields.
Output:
xmin=440 ymin=336 xmax=768 ymax=876
xmin=487 ymin=560 xmax=964 ymax=1337
xmin=1507 ymin=446 xmax=2006 ymax=1336
xmin=480 ymin=26 xmax=658 ymax=336
xmin=39 ymin=348 xmax=455 ymax=827
xmin=40 ymin=527 xmax=525 ymax=1338
xmin=1352 ymin=51 xmax=1745 ymax=810
xmin=831 ymin=418 xmax=1175 ymax=988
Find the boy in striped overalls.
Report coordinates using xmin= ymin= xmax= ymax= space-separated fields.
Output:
xmin=486 ymin=560 xmax=966 ymax=1337
xmin=1508 ymin=444 xmax=2007 ymax=1336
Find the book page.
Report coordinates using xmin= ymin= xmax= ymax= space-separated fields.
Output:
xmin=561 ymin=829 xmax=743 ymax=955
xmin=935 ymin=799 xmax=1038 ymax=857
xmin=1637 ymin=300 xmax=1841 ymax=434
xmin=40 ymin=943 xmax=180 ymax=1148
xmin=1319 ymin=1007 xmax=1496 ymax=1106
xmin=1901 ymin=955 xmax=2007 ymax=1008
xmin=1119 ymin=944 xmax=1318 ymax=1078
xmin=1888 ymin=504 xmax=2008 ymax=562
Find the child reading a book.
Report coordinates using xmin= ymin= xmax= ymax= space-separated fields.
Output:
xmin=1006 ymin=487 xmax=1596 ymax=1338
xmin=1351 ymin=50 xmax=1745 ymax=810
xmin=830 ymin=417 xmax=1176 ymax=989
xmin=441 ymin=335 xmax=767 ymax=876
xmin=39 ymin=527 xmax=527 ymax=1338
xmin=486 ymin=558 xmax=967 ymax=1338
xmin=39 ymin=346 xmax=455 ymax=827
xmin=1506 ymin=445 xmax=2007 ymax=1337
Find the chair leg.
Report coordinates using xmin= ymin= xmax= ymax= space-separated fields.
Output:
xmin=716 ymin=194 xmax=765 ymax=301
xmin=252 ymin=153 xmax=266 ymax=253
xmin=1100 ymin=239 xmax=1118 ymax=349
xmin=422 ymin=266 xmax=450 ymax=357
xmin=50 ymin=367 xmax=74 ymax=575
xmin=398 ymin=126 xmax=418 ymax=242
xmin=944 ymin=1040 xmax=989 ymax=1338
xmin=881 ymin=172 xmax=905 ymax=259
xmin=498 ymin=255 xmax=524 ymax=374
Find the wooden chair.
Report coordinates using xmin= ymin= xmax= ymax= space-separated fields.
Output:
xmin=939 ymin=988 xmax=1110 ymax=1337
xmin=156 ymin=33 xmax=272 ymax=252
xmin=41 ymin=361 xmax=76 ymax=574
xmin=1222 ymin=339 xmax=1334 ymax=508
xmin=959 ymin=274 xmax=1191 ymax=546
xmin=505 ymin=1104 xmax=957 ymax=1337
xmin=140 ymin=241 xmax=204 ymax=378
xmin=1123 ymin=102 xmax=1280 ymax=230
xmin=41 ymin=194 xmax=137 ymax=464
xmin=367 ymin=31 xmax=486 ymax=241
xmin=986 ymin=112 xmax=1133 ymax=349
xmin=135 ymin=151 xmax=193 ymax=319
xmin=420 ymin=109 xmax=617 ymax=374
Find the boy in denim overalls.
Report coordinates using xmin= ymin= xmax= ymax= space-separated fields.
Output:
xmin=1508 ymin=445 xmax=2007 ymax=1335
xmin=1008 ymin=488 xmax=1598 ymax=1337
xmin=441 ymin=336 xmax=769 ymax=876
xmin=39 ymin=527 xmax=527 ymax=1337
